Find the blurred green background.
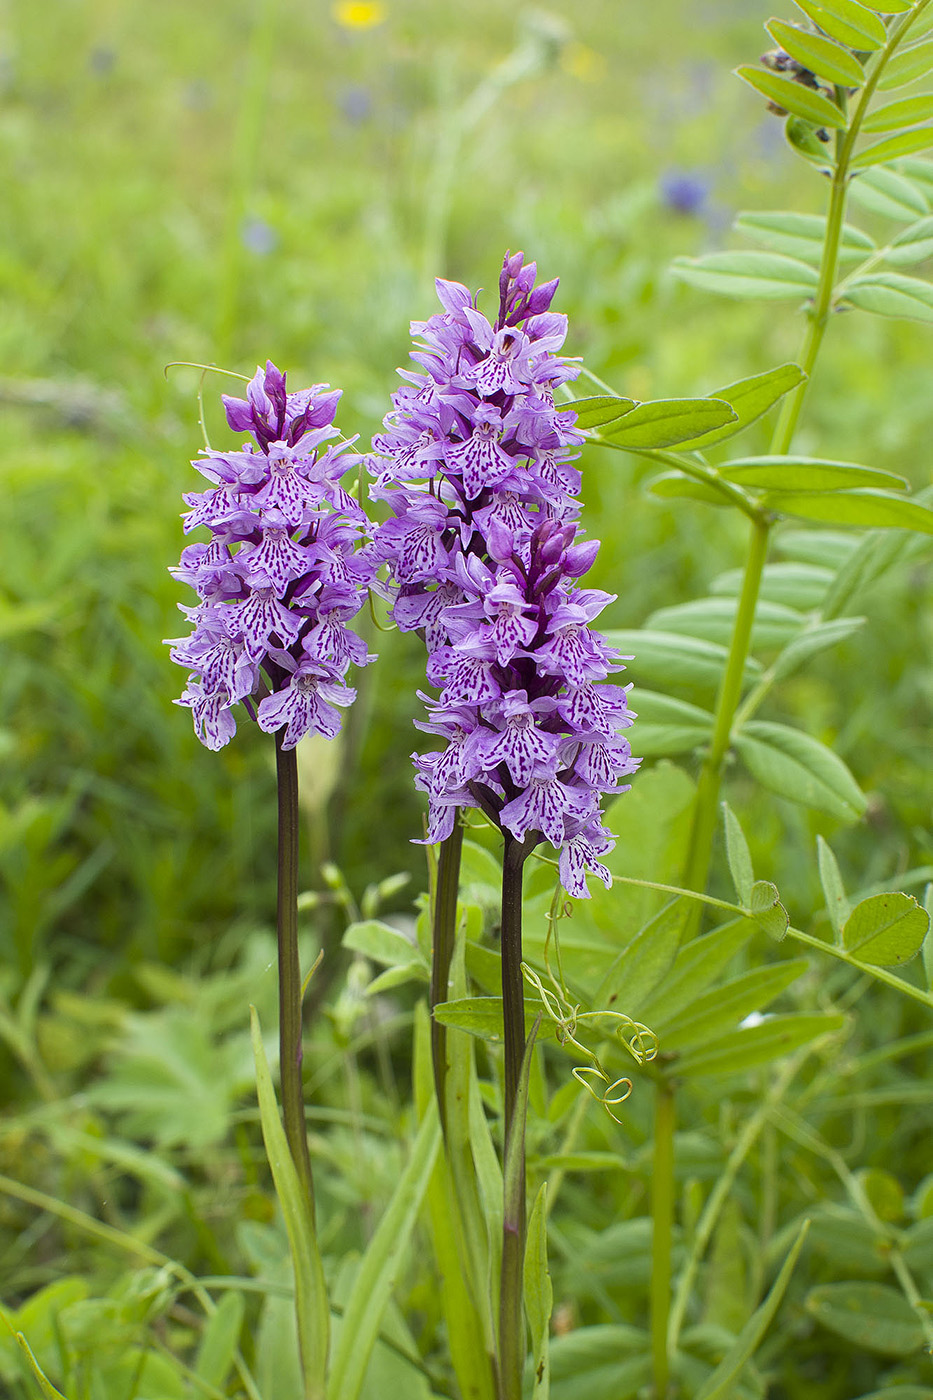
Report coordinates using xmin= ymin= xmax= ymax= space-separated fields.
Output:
xmin=1 ymin=0 xmax=931 ymax=979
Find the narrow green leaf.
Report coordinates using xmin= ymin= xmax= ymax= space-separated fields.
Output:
xmin=878 ymin=38 xmax=933 ymax=90
xmin=762 ymin=485 xmax=933 ymax=532
xmin=884 ymin=213 xmax=933 ymax=263
xmin=711 ymin=560 xmax=834 ymax=609
xmin=806 ymin=1281 xmax=925 ymax=1355
xmin=694 ymin=1220 xmax=810 ymax=1400
xmin=251 ymin=1007 xmax=329 ymax=1400
xmin=849 ymin=166 xmax=930 ymax=219
xmin=821 ymin=522 xmax=914 ymax=617
xmin=771 ymin=616 xmax=867 ymax=681
xmin=196 ymin=1291 xmax=245 ymax=1389
xmin=13 ymin=1333 xmax=70 ymax=1400
xmin=818 ymin=836 xmax=851 ymax=943
xmin=524 ymin=1188 xmax=552 ymax=1400
xmin=602 ymin=629 xmax=761 ymax=690
xmin=923 ymin=884 xmax=933 ymax=988
xmin=600 ymin=397 xmax=737 ymax=448
xmin=722 ymin=801 xmax=754 ymax=905
xmin=629 ymin=690 xmax=715 ymax=757
xmin=853 ymin=127 xmax=933 ymax=169
xmin=326 ymin=1106 xmax=440 ymax=1400
xmin=671 ymin=250 xmax=820 ymax=300
xmin=845 ymin=269 xmax=933 ymax=319
xmin=659 ymin=960 xmax=806 ymax=1051
xmin=793 ymin=0 xmax=887 ymax=49
xmin=786 ymin=114 xmax=837 ymax=166
xmin=842 ymin=891 xmax=930 ymax=965
xmin=646 ymin=596 xmax=804 ymax=649
xmin=864 ymin=93 xmax=933 ymax=133
xmin=637 ymin=919 xmax=754 ymax=1026
xmin=433 ymin=997 xmax=551 ymax=1042
xmin=750 ymin=880 xmax=791 ymax=941
xmin=676 ymin=1014 xmax=845 ymax=1077
xmin=767 ymin=19 xmax=866 ymax=86
xmin=734 ymin=720 xmax=867 ymax=823
xmin=343 ymin=919 xmax=427 ymax=971
xmin=735 ymin=211 xmax=874 ymax=265
xmin=673 ymin=362 xmax=806 ymax=450
xmin=561 ymin=395 xmax=637 ymax=430
xmin=592 ymin=898 xmax=691 ymax=1011
xmin=645 ymin=470 xmax=731 ymax=507
xmin=735 ymin=65 xmax=848 ymax=127
xmin=719 ymin=455 xmax=907 ymax=491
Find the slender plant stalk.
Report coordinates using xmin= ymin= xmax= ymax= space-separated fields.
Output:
xmin=498 ymin=834 xmax=530 ymax=1400
xmin=431 ymin=818 xmax=464 ymax=1134
xmin=275 ymin=732 xmax=315 ymax=1219
xmin=650 ymin=1078 xmax=676 ymax=1400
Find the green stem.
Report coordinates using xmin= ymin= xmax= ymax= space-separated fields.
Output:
xmin=276 ymin=733 xmax=315 ymax=1220
xmin=650 ymin=1078 xmax=676 ymax=1400
xmin=498 ymin=834 xmax=529 ymax=1400
xmin=682 ymin=514 xmax=771 ymax=903
xmin=431 ymin=819 xmax=464 ymax=1135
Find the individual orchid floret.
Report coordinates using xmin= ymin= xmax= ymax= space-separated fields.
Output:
xmin=168 ymin=362 xmax=375 ymax=750
xmin=370 ymin=252 xmax=639 ymax=896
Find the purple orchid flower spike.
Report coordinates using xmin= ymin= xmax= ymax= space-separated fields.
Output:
xmin=371 ymin=251 xmax=639 ymax=896
xmin=167 ymin=362 xmax=375 ymax=750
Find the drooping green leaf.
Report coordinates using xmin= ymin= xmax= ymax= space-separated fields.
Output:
xmin=793 ymin=0 xmax=887 ymax=49
xmin=735 ymin=211 xmax=874 ymax=265
xmin=762 ymin=485 xmax=933 ymax=532
xmin=646 ymin=596 xmax=804 ymax=650
xmin=645 ymin=470 xmax=731 ymax=507
xmin=659 ymin=960 xmax=807 ymax=1052
xmin=722 ymin=802 xmax=754 ymax=905
xmin=719 ymin=455 xmax=907 ymax=492
xmin=883 ymin=213 xmax=933 ymax=263
xmin=878 ymin=37 xmax=933 ymax=90
xmin=734 ymin=720 xmax=867 ymax=823
xmin=602 ymin=629 xmax=761 ymax=690
xmin=767 ymin=19 xmax=866 ymax=86
xmin=864 ymin=93 xmax=933 ymax=134
xmin=750 ymin=880 xmax=791 ymax=941
xmin=771 ymin=616 xmax=867 ymax=681
xmin=806 ymin=1282 xmax=925 ymax=1355
xmin=524 ymin=1185 xmax=552 ymax=1400
xmin=600 ymin=397 xmax=737 ymax=448
xmin=735 ymin=65 xmax=848 ymax=127
xmin=562 ymin=395 xmax=637 ymax=430
xmin=326 ymin=1107 xmax=441 ymax=1400
xmin=853 ymin=127 xmax=933 ymax=169
xmin=11 ymin=1333 xmax=70 ymax=1400
xmin=549 ymin=1327 xmax=652 ymax=1400
xmin=675 ymin=1013 xmax=845 ymax=1078
xmin=671 ymin=250 xmax=819 ymax=300
xmin=712 ymin=560 xmax=834 ymax=609
xmin=842 ymin=891 xmax=930 ymax=966
xmin=818 ymin=836 xmax=851 ymax=942
xmin=672 ymin=363 xmax=806 ymax=449
xmin=849 ymin=166 xmax=930 ymax=219
xmin=693 ymin=1220 xmax=810 ymax=1400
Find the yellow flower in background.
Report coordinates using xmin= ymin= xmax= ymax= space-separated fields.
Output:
xmin=561 ymin=41 xmax=607 ymax=83
xmin=333 ymin=1 xmax=386 ymax=28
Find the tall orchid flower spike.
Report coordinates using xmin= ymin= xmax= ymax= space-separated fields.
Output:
xmin=371 ymin=253 xmax=639 ymax=895
xmin=167 ymin=361 xmax=375 ymax=749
